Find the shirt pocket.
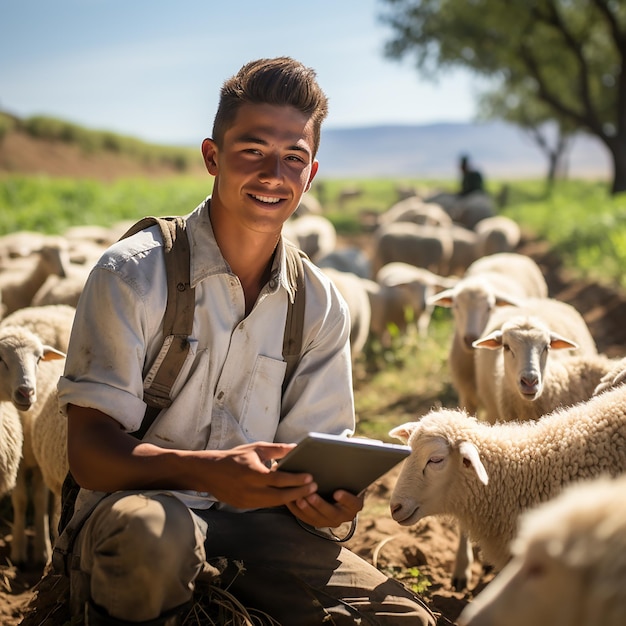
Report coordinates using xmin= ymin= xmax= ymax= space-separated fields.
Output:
xmin=239 ymin=355 xmax=286 ymax=441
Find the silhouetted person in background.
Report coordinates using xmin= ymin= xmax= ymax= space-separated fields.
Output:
xmin=459 ymin=154 xmax=484 ymax=196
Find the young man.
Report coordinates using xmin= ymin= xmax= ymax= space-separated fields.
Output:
xmin=56 ymin=57 xmax=436 ymax=626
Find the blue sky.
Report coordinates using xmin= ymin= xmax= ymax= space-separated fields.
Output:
xmin=1 ymin=0 xmax=479 ymax=145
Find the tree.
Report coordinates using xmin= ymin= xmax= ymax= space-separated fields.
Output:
xmin=477 ymin=86 xmax=577 ymax=190
xmin=379 ymin=0 xmax=626 ymax=194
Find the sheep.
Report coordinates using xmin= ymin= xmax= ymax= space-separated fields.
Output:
xmin=0 ymin=325 xmax=66 ymax=565
xmin=425 ymin=191 xmax=495 ymax=229
xmin=371 ymin=222 xmax=453 ymax=278
xmin=0 ymin=399 xmax=23 ymax=503
xmin=364 ymin=262 xmax=456 ymax=344
xmin=448 ymin=224 xmax=480 ymax=277
xmin=0 ymin=304 xmax=76 ymax=351
xmin=31 ymin=266 xmax=90 ymax=308
xmin=293 ymin=191 xmax=323 ymax=217
xmin=283 ymin=214 xmax=337 ymax=263
xmin=474 ymin=300 xmax=599 ymax=423
xmin=377 ymin=196 xmax=453 ymax=229
xmin=593 ymin=355 xmax=626 ymax=395
xmin=474 ymin=215 xmax=521 ymax=257
xmin=320 ymin=268 xmax=371 ymax=358
xmin=429 ymin=254 xmax=549 ymax=416
xmin=0 ymin=237 xmax=71 ymax=315
xmin=316 ymin=247 xmax=371 ymax=279
xmin=458 ymin=474 xmax=626 ymax=626
xmin=388 ymin=387 xmax=626 ymax=589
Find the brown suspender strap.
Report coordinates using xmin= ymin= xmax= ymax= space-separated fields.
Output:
xmin=282 ymin=241 xmax=307 ymax=395
xmin=119 ymin=216 xmax=196 ymax=439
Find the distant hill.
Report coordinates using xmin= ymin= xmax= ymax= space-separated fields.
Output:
xmin=0 ymin=111 xmax=612 ymax=181
xmin=317 ymin=121 xmax=611 ymax=180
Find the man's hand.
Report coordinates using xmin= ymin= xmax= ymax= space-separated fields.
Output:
xmin=284 ymin=488 xmax=364 ymax=528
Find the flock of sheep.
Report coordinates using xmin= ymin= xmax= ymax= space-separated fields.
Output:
xmin=0 ymin=187 xmax=625 ymax=625
xmin=288 ymin=189 xmax=626 ymax=625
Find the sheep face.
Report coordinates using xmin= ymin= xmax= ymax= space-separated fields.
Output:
xmin=458 ymin=543 xmax=583 ymax=626
xmin=0 ymin=328 xmax=66 ymax=410
xmin=474 ymin=316 xmax=578 ymax=401
xmin=389 ymin=417 xmax=488 ymax=526
xmin=430 ymin=279 xmax=520 ymax=352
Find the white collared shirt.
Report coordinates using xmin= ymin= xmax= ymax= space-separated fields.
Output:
xmin=58 ymin=198 xmax=355 ymax=508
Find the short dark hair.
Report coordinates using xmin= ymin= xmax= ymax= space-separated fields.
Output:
xmin=212 ymin=57 xmax=329 ymax=157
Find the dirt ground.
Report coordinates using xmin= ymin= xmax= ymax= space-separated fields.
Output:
xmin=1 ymin=233 xmax=626 ymax=625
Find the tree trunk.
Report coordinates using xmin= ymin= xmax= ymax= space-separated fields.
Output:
xmin=608 ymin=135 xmax=626 ymax=195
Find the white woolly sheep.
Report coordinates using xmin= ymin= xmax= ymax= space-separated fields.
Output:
xmin=320 ymin=268 xmax=372 ymax=358
xmin=316 ymin=247 xmax=371 ymax=279
xmin=371 ymin=221 xmax=453 ymax=278
xmin=459 ymin=474 xmax=626 ymax=626
xmin=0 ymin=304 xmax=76 ymax=351
xmin=474 ymin=215 xmax=521 ymax=257
xmin=283 ymin=214 xmax=337 ymax=263
xmin=448 ymin=224 xmax=480 ymax=277
xmin=474 ymin=300 xmax=599 ymax=423
xmin=365 ymin=262 xmax=456 ymax=344
xmin=429 ymin=253 xmax=549 ymax=416
xmin=0 ymin=400 xmax=23 ymax=503
xmin=293 ymin=191 xmax=323 ymax=217
xmin=0 ymin=237 xmax=71 ymax=315
xmin=377 ymin=196 xmax=453 ymax=229
xmin=388 ymin=387 xmax=626 ymax=589
xmin=0 ymin=325 xmax=66 ymax=565
xmin=31 ymin=266 xmax=91 ymax=308
xmin=426 ymin=191 xmax=495 ymax=229
xmin=593 ymin=354 xmax=626 ymax=395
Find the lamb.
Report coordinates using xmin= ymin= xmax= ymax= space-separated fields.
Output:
xmin=320 ymin=268 xmax=372 ymax=358
xmin=429 ymin=253 xmax=549 ymax=416
xmin=388 ymin=387 xmax=626 ymax=588
xmin=0 ymin=237 xmax=71 ymax=314
xmin=0 ymin=325 xmax=66 ymax=565
xmin=365 ymin=262 xmax=457 ymax=343
xmin=0 ymin=304 xmax=76 ymax=351
xmin=371 ymin=222 xmax=453 ymax=278
xmin=474 ymin=300 xmax=600 ymax=423
xmin=474 ymin=215 xmax=521 ymax=257
xmin=458 ymin=474 xmax=626 ymax=626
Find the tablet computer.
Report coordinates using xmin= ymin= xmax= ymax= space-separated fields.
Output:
xmin=276 ymin=432 xmax=411 ymax=500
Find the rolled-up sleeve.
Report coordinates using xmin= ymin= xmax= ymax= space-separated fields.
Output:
xmin=58 ymin=253 xmax=163 ymax=432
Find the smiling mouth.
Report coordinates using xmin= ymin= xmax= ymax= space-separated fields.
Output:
xmin=250 ymin=193 xmax=282 ymax=204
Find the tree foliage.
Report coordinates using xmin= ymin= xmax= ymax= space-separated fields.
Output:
xmin=379 ymin=0 xmax=626 ymax=194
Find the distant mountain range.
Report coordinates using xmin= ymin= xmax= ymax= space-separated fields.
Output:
xmin=316 ymin=121 xmax=611 ymax=180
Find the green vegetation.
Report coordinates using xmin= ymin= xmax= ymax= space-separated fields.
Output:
xmin=1 ymin=111 xmax=201 ymax=171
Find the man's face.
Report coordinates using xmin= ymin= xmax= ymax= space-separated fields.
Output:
xmin=203 ymin=103 xmax=319 ymax=235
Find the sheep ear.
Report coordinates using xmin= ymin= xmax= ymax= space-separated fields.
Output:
xmin=389 ymin=422 xmax=419 ymax=443
xmin=494 ymin=292 xmax=523 ymax=307
xmin=42 ymin=346 xmax=67 ymax=361
xmin=473 ymin=330 xmax=503 ymax=350
xmin=549 ymin=333 xmax=579 ymax=351
xmin=427 ymin=289 xmax=454 ymax=307
xmin=459 ymin=441 xmax=489 ymax=485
